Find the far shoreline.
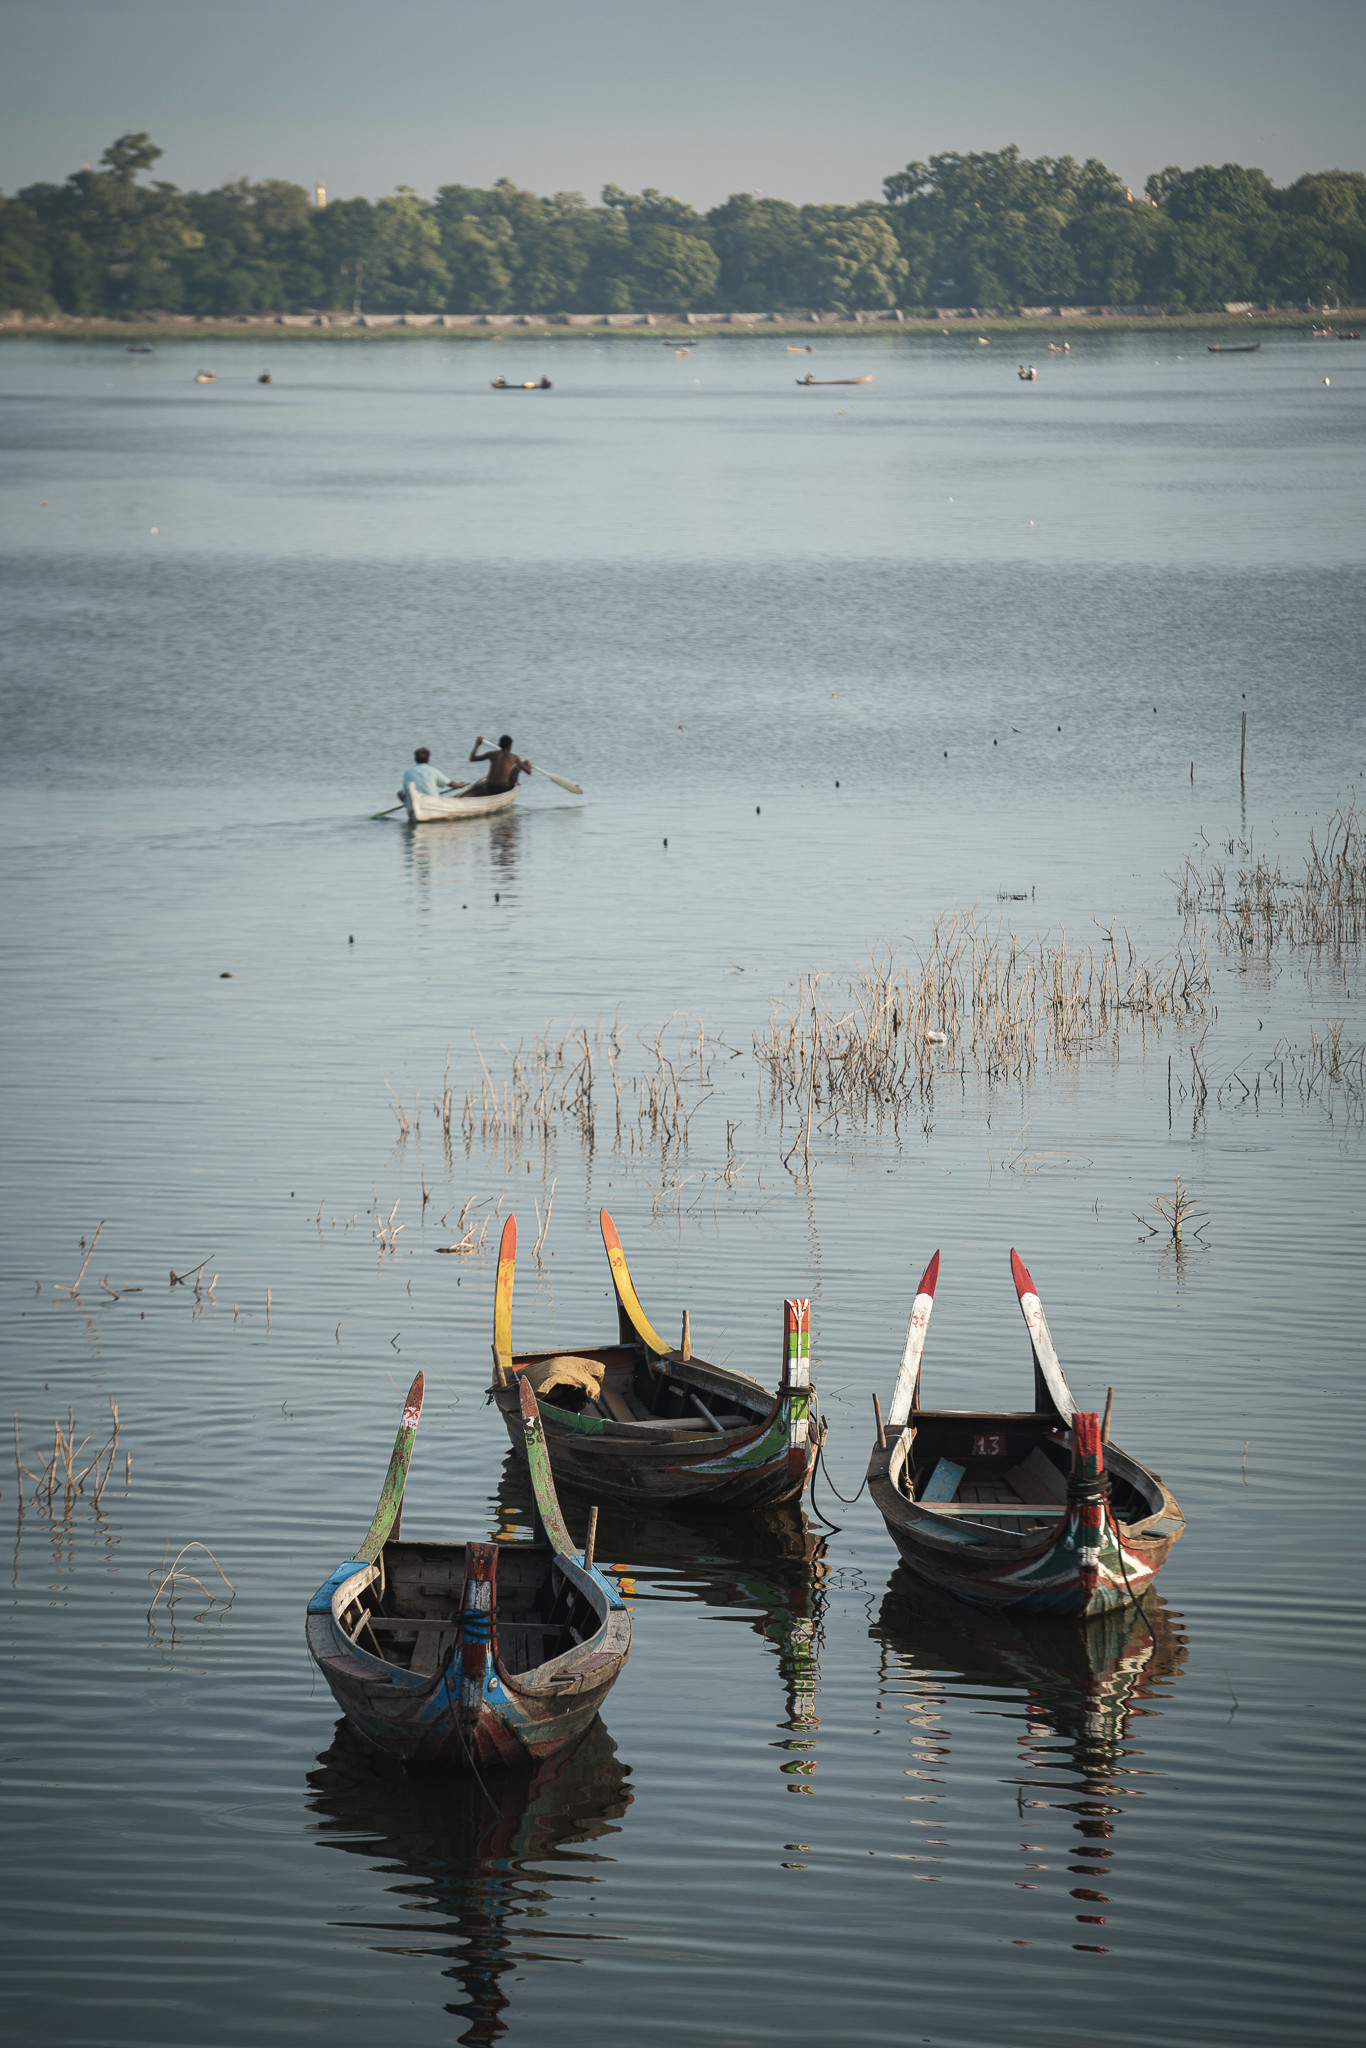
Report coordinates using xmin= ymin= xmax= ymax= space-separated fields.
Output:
xmin=2 ymin=309 xmax=1358 ymax=344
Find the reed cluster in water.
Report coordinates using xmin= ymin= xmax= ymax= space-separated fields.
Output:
xmin=753 ymin=909 xmax=1212 ymax=1121
xmin=388 ymin=1017 xmax=719 ymax=1159
xmin=13 ymin=1397 xmax=124 ymax=1511
xmin=1174 ymin=800 xmax=1365 ymax=951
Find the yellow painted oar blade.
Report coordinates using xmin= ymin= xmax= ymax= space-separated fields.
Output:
xmin=493 ymin=1215 xmax=516 ymax=1371
xmin=599 ymin=1209 xmax=669 ymax=1357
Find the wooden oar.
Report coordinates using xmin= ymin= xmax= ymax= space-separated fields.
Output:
xmin=371 ymin=802 xmax=406 ymax=819
xmin=357 ymin=1370 xmax=425 ymax=1560
xmin=532 ymin=764 xmax=583 ymax=796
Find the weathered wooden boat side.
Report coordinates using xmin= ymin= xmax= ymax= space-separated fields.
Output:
xmin=867 ymin=1251 xmax=1184 ymax=1618
xmin=405 ymin=784 xmax=518 ymax=823
xmin=489 ymin=1209 xmax=819 ymax=1509
xmin=305 ymin=1372 xmax=632 ymax=1769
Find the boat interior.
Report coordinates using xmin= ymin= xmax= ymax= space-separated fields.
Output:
xmin=511 ymin=1344 xmax=769 ymax=1435
xmin=894 ymin=1412 xmax=1161 ymax=1531
xmin=337 ymin=1540 xmax=603 ymax=1680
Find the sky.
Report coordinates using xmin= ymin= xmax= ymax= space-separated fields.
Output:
xmin=1 ymin=0 xmax=1361 ymax=206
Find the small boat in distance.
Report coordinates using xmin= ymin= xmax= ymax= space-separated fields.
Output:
xmin=404 ymin=782 xmax=517 ymax=822
xmin=125 ymin=344 xmax=153 ymax=354
xmin=306 ymin=1370 xmax=632 ymax=1769
xmin=787 ymin=344 xmax=814 ymax=353
xmin=1208 ymin=342 xmax=1260 ymax=353
xmin=489 ymin=1210 xmax=820 ymax=1510
xmin=866 ymin=1250 xmax=1184 ymax=1618
xmin=194 ymin=370 xmax=215 ymax=383
xmin=796 ymin=373 xmax=873 ymax=386
xmin=1018 ymin=363 xmax=1038 ymax=379
xmin=491 ymin=376 xmax=552 ymax=389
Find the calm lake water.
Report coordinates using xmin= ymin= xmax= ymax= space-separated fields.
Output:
xmin=1 ymin=329 xmax=1363 ymax=2046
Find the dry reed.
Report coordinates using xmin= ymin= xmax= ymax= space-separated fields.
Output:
xmin=1174 ymin=800 xmax=1365 ymax=952
xmin=753 ymin=908 xmax=1211 ymax=1122
xmin=13 ymin=1396 xmax=122 ymax=1511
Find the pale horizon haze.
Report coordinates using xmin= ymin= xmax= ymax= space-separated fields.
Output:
xmin=1 ymin=0 xmax=1362 ymax=207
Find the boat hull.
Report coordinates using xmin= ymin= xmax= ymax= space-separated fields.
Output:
xmin=492 ymin=1355 xmax=815 ymax=1509
xmin=305 ymin=1540 xmax=631 ymax=1770
xmin=867 ymin=1422 xmax=1183 ymax=1619
xmin=405 ymin=785 xmax=517 ymax=822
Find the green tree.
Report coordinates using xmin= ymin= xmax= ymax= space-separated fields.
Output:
xmin=706 ymin=194 xmax=807 ymax=308
xmin=0 ymin=195 xmax=57 ymax=313
xmin=801 ymin=206 xmax=907 ymax=309
xmin=19 ymin=134 xmax=202 ymax=314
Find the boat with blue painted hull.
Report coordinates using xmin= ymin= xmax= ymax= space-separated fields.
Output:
xmin=306 ymin=1373 xmax=632 ymax=1769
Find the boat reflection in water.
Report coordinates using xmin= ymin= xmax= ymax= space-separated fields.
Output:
xmin=402 ymin=804 xmax=524 ymax=909
xmin=307 ymin=1716 xmax=632 ymax=2047
xmin=491 ymin=1449 xmax=829 ymax=1781
xmin=872 ymin=1571 xmax=1187 ymax=1947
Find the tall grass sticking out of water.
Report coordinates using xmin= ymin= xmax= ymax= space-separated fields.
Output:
xmin=1174 ymin=800 xmax=1365 ymax=951
xmin=753 ymin=909 xmax=1211 ymax=1123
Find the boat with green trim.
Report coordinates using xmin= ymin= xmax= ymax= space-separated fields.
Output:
xmin=488 ymin=1209 xmax=820 ymax=1510
xmin=306 ymin=1370 xmax=632 ymax=1768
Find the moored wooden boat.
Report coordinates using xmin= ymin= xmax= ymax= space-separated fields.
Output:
xmin=306 ymin=1370 xmax=632 ymax=1768
xmin=405 ymin=783 xmax=518 ymax=822
xmin=866 ymin=1251 xmax=1184 ymax=1619
xmin=488 ymin=1209 xmax=819 ymax=1509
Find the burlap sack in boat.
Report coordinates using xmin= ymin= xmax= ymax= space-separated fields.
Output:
xmin=521 ymin=1355 xmax=605 ymax=1402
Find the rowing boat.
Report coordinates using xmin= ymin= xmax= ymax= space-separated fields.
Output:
xmin=796 ymin=374 xmax=873 ymax=385
xmin=488 ymin=1209 xmax=820 ymax=1509
xmin=306 ymin=1370 xmax=632 ymax=1768
xmin=865 ymin=1250 xmax=1184 ymax=1618
xmin=1207 ymin=343 xmax=1260 ymax=353
xmin=405 ymin=783 xmax=517 ymax=822
xmin=491 ymin=377 xmax=552 ymax=389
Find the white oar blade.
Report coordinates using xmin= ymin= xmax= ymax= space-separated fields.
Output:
xmin=533 ymin=765 xmax=584 ymax=796
xmin=887 ymin=1251 xmax=940 ymax=1428
xmin=1010 ymin=1249 xmax=1076 ymax=1420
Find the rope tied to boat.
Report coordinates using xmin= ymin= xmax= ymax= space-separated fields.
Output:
xmin=1066 ymin=1471 xmax=1111 ymax=1507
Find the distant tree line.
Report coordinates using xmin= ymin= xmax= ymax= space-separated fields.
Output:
xmin=2 ymin=135 xmax=1362 ymax=319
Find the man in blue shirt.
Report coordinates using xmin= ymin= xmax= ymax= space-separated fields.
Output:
xmin=398 ymin=747 xmax=461 ymax=803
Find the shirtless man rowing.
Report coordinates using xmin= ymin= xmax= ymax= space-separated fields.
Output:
xmin=467 ymin=733 xmax=534 ymax=796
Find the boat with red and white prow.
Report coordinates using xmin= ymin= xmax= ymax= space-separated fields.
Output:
xmin=866 ymin=1250 xmax=1184 ymax=1618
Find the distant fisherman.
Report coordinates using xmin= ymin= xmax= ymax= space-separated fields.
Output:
xmin=467 ymin=734 xmax=534 ymax=796
xmin=398 ymin=746 xmax=460 ymax=804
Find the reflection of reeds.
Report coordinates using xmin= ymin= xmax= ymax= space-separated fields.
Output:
xmin=1175 ymin=800 xmax=1365 ymax=951
xmin=754 ymin=910 xmax=1211 ymax=1121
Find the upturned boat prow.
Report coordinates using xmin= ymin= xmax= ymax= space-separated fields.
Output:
xmin=305 ymin=1369 xmax=631 ymax=1769
xmin=866 ymin=1250 xmax=1184 ymax=1619
xmin=488 ymin=1209 xmax=820 ymax=1509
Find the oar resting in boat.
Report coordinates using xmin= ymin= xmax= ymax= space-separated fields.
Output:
xmin=487 ymin=1210 xmax=820 ymax=1509
xmin=865 ymin=1250 xmax=1184 ymax=1618
xmin=305 ymin=1370 xmax=632 ymax=1768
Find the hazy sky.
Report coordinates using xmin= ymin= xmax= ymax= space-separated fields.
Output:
xmin=2 ymin=0 xmax=1361 ymax=205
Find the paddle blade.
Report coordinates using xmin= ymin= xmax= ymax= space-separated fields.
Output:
xmin=533 ymin=765 xmax=584 ymax=796
xmin=519 ymin=1374 xmax=575 ymax=1554
xmin=493 ymin=1216 xmax=516 ymax=1375
xmin=887 ymin=1252 xmax=940 ymax=1428
xmin=358 ymin=1370 xmax=424 ymax=1561
xmin=600 ymin=1208 xmax=670 ymax=1356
